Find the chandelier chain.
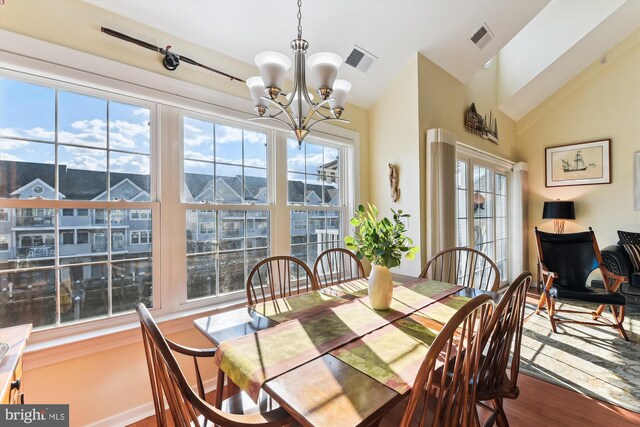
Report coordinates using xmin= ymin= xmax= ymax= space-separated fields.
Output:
xmin=297 ymin=0 xmax=303 ymax=39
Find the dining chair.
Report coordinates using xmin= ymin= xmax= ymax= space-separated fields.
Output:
xmin=135 ymin=303 xmax=293 ymax=427
xmin=420 ymin=247 xmax=500 ymax=292
xmin=474 ymin=271 xmax=531 ymax=426
xmin=381 ymin=294 xmax=494 ymax=427
xmin=535 ymin=227 xmax=628 ymax=340
xmin=312 ymin=248 xmax=365 ymax=288
xmin=246 ymin=255 xmax=317 ymax=305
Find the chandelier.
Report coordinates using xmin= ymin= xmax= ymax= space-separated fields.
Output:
xmin=247 ymin=0 xmax=351 ymax=146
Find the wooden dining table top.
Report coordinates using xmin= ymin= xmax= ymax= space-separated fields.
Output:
xmin=194 ymin=279 xmax=499 ymax=427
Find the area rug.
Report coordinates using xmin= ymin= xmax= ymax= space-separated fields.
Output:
xmin=520 ymin=301 xmax=640 ymax=414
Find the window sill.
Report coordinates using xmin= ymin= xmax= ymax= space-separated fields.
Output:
xmin=23 ymin=296 xmax=247 ymax=371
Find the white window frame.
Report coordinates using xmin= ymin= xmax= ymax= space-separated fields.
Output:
xmin=456 ymin=144 xmax=514 ymax=285
xmin=0 ymin=29 xmax=360 ymax=361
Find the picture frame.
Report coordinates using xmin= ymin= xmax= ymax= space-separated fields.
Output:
xmin=545 ymin=139 xmax=611 ymax=187
xmin=634 ymin=151 xmax=640 ymax=211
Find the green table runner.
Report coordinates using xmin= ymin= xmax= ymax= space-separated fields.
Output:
xmin=214 ymin=279 xmax=462 ymax=400
xmin=331 ymin=295 xmax=472 ymax=394
xmin=251 ymin=290 xmax=348 ymax=323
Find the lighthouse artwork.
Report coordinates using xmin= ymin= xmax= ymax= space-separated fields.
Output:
xmin=546 ymin=139 xmax=611 ymax=187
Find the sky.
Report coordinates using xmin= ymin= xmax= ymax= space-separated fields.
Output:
xmin=0 ymin=77 xmax=339 ymax=195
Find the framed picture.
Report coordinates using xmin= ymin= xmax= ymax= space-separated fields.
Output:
xmin=545 ymin=139 xmax=611 ymax=187
xmin=634 ymin=152 xmax=640 ymax=211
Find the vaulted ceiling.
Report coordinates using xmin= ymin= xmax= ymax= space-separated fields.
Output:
xmin=84 ymin=0 xmax=639 ymax=121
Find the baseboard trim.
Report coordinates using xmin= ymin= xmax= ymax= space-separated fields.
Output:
xmin=86 ymin=378 xmax=217 ymax=427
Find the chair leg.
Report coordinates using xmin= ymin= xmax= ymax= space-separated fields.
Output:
xmin=610 ymin=305 xmax=630 ymax=341
xmin=494 ymin=399 xmax=509 ymax=427
xmin=548 ymin=297 xmax=558 ymax=333
xmin=214 ymin=369 xmax=225 ymax=409
xmin=592 ymin=304 xmax=606 ymax=319
xmin=536 ymin=293 xmax=547 ymax=314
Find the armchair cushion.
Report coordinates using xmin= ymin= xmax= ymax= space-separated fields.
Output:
xmin=550 ymin=285 xmax=626 ymax=306
xmin=617 ymin=230 xmax=640 ymax=271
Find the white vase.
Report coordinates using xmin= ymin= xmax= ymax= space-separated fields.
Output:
xmin=368 ymin=264 xmax=393 ymax=310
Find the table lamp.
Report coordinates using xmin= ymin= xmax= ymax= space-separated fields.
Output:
xmin=542 ymin=200 xmax=575 ymax=233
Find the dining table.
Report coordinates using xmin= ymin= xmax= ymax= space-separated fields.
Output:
xmin=194 ymin=275 xmax=499 ymax=427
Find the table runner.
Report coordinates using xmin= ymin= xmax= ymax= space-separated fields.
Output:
xmin=331 ymin=294 xmax=472 ymax=394
xmin=214 ymin=279 xmax=462 ymax=400
xmin=251 ymin=290 xmax=348 ymax=323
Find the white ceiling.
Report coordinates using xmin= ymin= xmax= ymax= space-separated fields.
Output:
xmin=84 ymin=0 xmax=549 ymax=109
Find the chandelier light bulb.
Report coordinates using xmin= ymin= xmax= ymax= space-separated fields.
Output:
xmin=329 ymin=79 xmax=351 ymax=118
xmin=307 ymin=52 xmax=343 ymax=99
xmin=246 ymin=76 xmax=268 ymax=116
xmin=255 ymin=51 xmax=291 ymax=99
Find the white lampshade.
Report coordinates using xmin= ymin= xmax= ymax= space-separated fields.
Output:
xmin=328 ymin=79 xmax=351 ymax=110
xmin=255 ymin=51 xmax=291 ymax=90
xmin=286 ymin=91 xmax=314 ymax=120
xmin=307 ymin=52 xmax=342 ymax=90
xmin=246 ymin=76 xmax=268 ymax=107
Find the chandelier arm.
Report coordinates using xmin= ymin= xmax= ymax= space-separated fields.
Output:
xmin=261 ymin=96 xmax=298 ymax=126
xmin=303 ymin=98 xmax=332 ymax=127
xmin=249 ymin=116 xmax=295 ymax=132
xmin=305 ymin=117 xmax=350 ymax=131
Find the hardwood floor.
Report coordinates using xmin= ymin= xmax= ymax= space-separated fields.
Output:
xmin=128 ymin=372 xmax=640 ymax=426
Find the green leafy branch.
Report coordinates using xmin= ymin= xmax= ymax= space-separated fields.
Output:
xmin=344 ymin=204 xmax=419 ymax=269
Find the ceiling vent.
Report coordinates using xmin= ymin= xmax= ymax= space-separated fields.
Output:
xmin=345 ymin=45 xmax=377 ymax=73
xmin=470 ymin=24 xmax=494 ymax=49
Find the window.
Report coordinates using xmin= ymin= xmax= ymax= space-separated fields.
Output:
xmin=77 ymin=231 xmax=89 ymax=244
xmin=0 ymin=59 xmax=356 ymax=338
xmin=0 ymin=76 xmax=156 ymax=329
xmin=183 ymin=115 xmax=270 ymax=300
xmin=130 ymin=230 xmax=151 ymax=245
xmin=456 ymin=151 xmax=511 ymax=282
xmin=130 ymin=210 xmax=150 ymax=220
xmin=288 ymin=139 xmax=344 ymax=266
xmin=61 ymin=231 xmax=74 ymax=245
xmin=0 ymin=235 xmax=8 ymax=251
xmin=199 ymin=222 xmax=215 ymax=235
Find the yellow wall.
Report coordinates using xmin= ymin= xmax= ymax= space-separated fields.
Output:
xmin=0 ymin=1 xmax=369 ymax=425
xmin=367 ymin=54 xmax=518 ymax=274
xmin=368 ymin=56 xmax=421 ymax=275
xmin=515 ymin=29 xmax=640 ymax=273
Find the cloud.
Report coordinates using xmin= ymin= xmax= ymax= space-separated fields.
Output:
xmin=243 ymin=130 xmax=266 ymax=144
xmin=184 ymin=151 xmax=213 ymax=161
xmin=184 ymin=123 xmax=213 ymax=147
xmin=244 ymin=158 xmax=266 ymax=168
xmin=109 ymin=120 xmax=150 ymax=151
xmin=133 ymin=108 xmax=149 ymax=116
xmin=215 ymin=125 xmax=242 ymax=144
xmin=59 ymin=146 xmax=106 ymax=171
xmin=59 ymin=119 xmax=106 ymax=146
xmin=0 ymin=137 xmax=30 ymax=150
xmin=110 ymin=154 xmax=150 ymax=175
xmin=0 ymin=152 xmax=22 ymax=161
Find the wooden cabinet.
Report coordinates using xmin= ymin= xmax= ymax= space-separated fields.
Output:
xmin=0 ymin=324 xmax=31 ymax=404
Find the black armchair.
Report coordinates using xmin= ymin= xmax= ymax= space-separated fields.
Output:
xmin=601 ymin=244 xmax=640 ymax=301
xmin=534 ymin=227 xmax=629 ymax=341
